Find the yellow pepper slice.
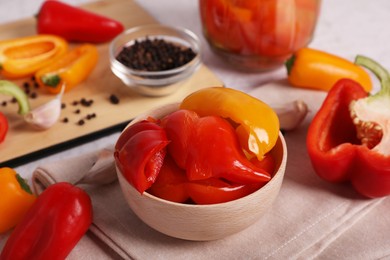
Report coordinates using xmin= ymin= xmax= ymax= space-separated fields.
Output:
xmin=0 ymin=35 xmax=68 ymax=79
xmin=286 ymin=48 xmax=373 ymax=92
xmin=180 ymin=87 xmax=280 ymax=160
xmin=0 ymin=167 xmax=37 ymax=233
xmin=35 ymin=44 xmax=99 ymax=94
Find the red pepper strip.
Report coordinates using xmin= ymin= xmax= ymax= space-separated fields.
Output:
xmin=147 ymin=154 xmax=189 ymax=203
xmin=0 ymin=112 xmax=8 ymax=143
xmin=0 ymin=182 xmax=92 ymax=260
xmin=115 ymin=120 xmax=163 ymax=151
xmin=307 ymin=79 xmax=390 ymax=198
xmin=37 ymin=0 xmax=124 ymax=43
xmin=162 ymin=109 xmax=271 ymax=184
xmin=115 ymin=121 xmax=170 ymax=194
xmin=186 ymin=178 xmax=263 ymax=205
xmin=250 ymin=153 xmax=276 ymax=176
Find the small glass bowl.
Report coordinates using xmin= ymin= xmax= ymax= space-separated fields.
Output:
xmin=109 ymin=24 xmax=201 ymax=97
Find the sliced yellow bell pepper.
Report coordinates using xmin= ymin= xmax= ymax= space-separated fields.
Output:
xmin=0 ymin=167 xmax=37 ymax=233
xmin=0 ymin=35 xmax=68 ymax=79
xmin=180 ymin=87 xmax=280 ymax=160
xmin=35 ymin=44 xmax=99 ymax=94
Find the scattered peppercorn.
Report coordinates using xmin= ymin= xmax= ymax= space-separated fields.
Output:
xmin=109 ymin=94 xmax=120 ymax=104
xmin=1 ymin=101 xmax=7 ymax=107
xmin=61 ymin=103 xmax=66 ymax=109
xmin=80 ymin=98 xmax=93 ymax=107
xmin=86 ymin=113 xmax=96 ymax=120
xmin=72 ymin=100 xmax=79 ymax=106
xmin=74 ymin=109 xmax=81 ymax=114
xmin=116 ymin=37 xmax=196 ymax=71
xmin=30 ymin=92 xmax=37 ymax=99
xmin=77 ymin=119 xmax=85 ymax=126
xmin=62 ymin=117 xmax=69 ymax=123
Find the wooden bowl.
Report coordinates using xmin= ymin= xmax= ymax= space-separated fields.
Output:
xmin=116 ymin=103 xmax=287 ymax=241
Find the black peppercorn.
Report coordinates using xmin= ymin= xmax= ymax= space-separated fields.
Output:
xmin=109 ymin=94 xmax=120 ymax=104
xmin=116 ymin=37 xmax=196 ymax=72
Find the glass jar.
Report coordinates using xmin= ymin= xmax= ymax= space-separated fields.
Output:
xmin=199 ymin=0 xmax=321 ymax=71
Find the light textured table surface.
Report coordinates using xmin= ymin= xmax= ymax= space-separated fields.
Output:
xmin=1 ymin=0 xmax=389 ymax=181
xmin=1 ymin=0 xmax=390 ymax=258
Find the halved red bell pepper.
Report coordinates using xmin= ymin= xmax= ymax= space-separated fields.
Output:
xmin=0 ymin=182 xmax=92 ymax=259
xmin=162 ymin=109 xmax=271 ymax=184
xmin=37 ymin=0 xmax=124 ymax=43
xmin=115 ymin=120 xmax=170 ymax=194
xmin=307 ymin=77 xmax=390 ymax=198
xmin=0 ymin=112 xmax=8 ymax=143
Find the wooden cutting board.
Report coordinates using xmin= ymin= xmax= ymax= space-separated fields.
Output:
xmin=0 ymin=0 xmax=223 ymax=166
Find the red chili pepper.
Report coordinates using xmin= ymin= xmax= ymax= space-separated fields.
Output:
xmin=115 ymin=120 xmax=170 ymax=194
xmin=0 ymin=112 xmax=8 ymax=143
xmin=0 ymin=182 xmax=92 ymax=259
xmin=162 ymin=109 xmax=271 ymax=184
xmin=37 ymin=0 xmax=124 ymax=43
xmin=307 ymin=79 xmax=390 ymax=198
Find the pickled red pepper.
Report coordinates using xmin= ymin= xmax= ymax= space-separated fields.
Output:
xmin=199 ymin=0 xmax=320 ymax=59
xmin=115 ymin=87 xmax=280 ymax=204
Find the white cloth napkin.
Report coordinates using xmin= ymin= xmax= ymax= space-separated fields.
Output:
xmin=28 ymin=81 xmax=389 ymax=259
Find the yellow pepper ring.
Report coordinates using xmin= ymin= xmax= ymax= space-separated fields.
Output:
xmin=0 ymin=34 xmax=68 ymax=79
xmin=35 ymin=44 xmax=99 ymax=94
xmin=180 ymin=87 xmax=280 ymax=160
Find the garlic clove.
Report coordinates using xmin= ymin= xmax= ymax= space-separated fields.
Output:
xmin=24 ymin=85 xmax=64 ymax=130
xmin=272 ymin=100 xmax=309 ymax=131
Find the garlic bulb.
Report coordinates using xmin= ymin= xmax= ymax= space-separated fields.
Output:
xmin=25 ymin=86 xmax=64 ymax=130
xmin=272 ymin=100 xmax=309 ymax=131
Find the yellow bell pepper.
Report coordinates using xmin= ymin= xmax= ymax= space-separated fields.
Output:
xmin=180 ymin=87 xmax=280 ymax=160
xmin=0 ymin=35 xmax=68 ymax=79
xmin=286 ymin=48 xmax=373 ymax=92
xmin=35 ymin=44 xmax=99 ymax=94
xmin=0 ymin=167 xmax=36 ymax=233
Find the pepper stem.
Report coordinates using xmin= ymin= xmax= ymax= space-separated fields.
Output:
xmin=355 ymin=55 xmax=390 ymax=96
xmin=16 ymin=174 xmax=33 ymax=194
xmin=285 ymin=55 xmax=296 ymax=75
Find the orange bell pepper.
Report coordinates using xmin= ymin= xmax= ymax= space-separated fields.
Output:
xmin=0 ymin=167 xmax=37 ymax=233
xmin=180 ymin=87 xmax=280 ymax=160
xmin=0 ymin=35 xmax=68 ymax=79
xmin=35 ymin=44 xmax=99 ymax=94
xmin=286 ymin=48 xmax=373 ymax=92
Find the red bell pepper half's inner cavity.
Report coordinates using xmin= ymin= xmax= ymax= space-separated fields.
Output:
xmin=307 ymin=79 xmax=369 ymax=183
xmin=162 ymin=109 xmax=271 ymax=184
xmin=115 ymin=121 xmax=170 ymax=194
